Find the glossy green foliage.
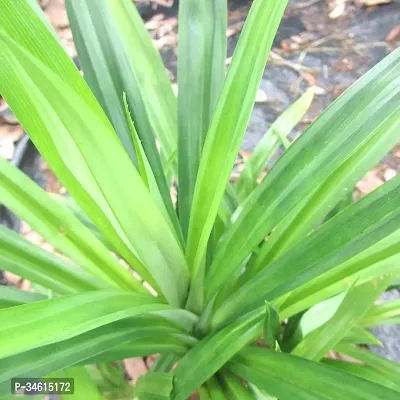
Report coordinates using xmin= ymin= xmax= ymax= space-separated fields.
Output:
xmin=0 ymin=0 xmax=399 ymax=398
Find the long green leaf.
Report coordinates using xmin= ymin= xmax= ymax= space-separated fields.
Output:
xmin=212 ymin=175 xmax=400 ymax=329
xmin=0 ymin=291 xmax=177 ymax=359
xmin=26 ymin=0 xmax=59 ymax=40
xmin=186 ymin=0 xmax=288 ymax=276
xmin=171 ymin=309 xmax=264 ymax=400
xmin=204 ymin=376 xmax=227 ymax=400
xmin=280 ymin=229 xmax=400 ymax=319
xmin=208 ymin=47 xmax=400 ymax=295
xmin=0 ymin=0 xmax=93 ymax=100
xmin=0 ymin=317 xmax=191 ymax=394
xmin=291 ymin=277 xmax=391 ymax=360
xmin=81 ymin=337 xmax=189 ymax=365
xmin=361 ymin=297 xmax=400 ymax=327
xmin=52 ymin=195 xmax=112 ymax=250
xmin=0 ymin=21 xmax=189 ymax=306
xmin=177 ymin=0 xmax=227 ymax=238
xmin=230 ymin=347 xmax=400 ymax=399
xmin=67 ymin=0 xmax=182 ymax=244
xmin=235 ymin=88 xmax=314 ymax=201
xmin=123 ymin=94 xmax=183 ymax=244
xmin=134 ymin=372 xmax=173 ymax=400
xmin=63 ymin=366 xmax=106 ymax=400
xmin=341 ymin=326 xmax=382 ymax=346
xmin=0 ymin=286 xmax=46 ymax=308
xmin=218 ymin=371 xmax=256 ymax=399
xmin=321 ymin=358 xmax=400 ymax=393
xmin=334 ymin=343 xmax=400 ymax=383
xmin=107 ymin=0 xmax=177 ymax=165
xmin=0 ymin=225 xmax=102 ymax=294
xmin=65 ymin=0 xmax=136 ymax=162
xmin=0 ymin=157 xmax=141 ymax=292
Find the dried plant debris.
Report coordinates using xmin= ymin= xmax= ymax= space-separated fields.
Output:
xmin=0 ymin=122 xmax=24 ymax=160
xmin=356 ymin=0 xmax=393 ymax=6
xmin=123 ymin=358 xmax=148 ymax=384
xmin=45 ymin=0 xmax=69 ymax=29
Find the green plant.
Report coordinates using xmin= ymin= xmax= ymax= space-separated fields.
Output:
xmin=0 ymin=0 xmax=399 ymax=398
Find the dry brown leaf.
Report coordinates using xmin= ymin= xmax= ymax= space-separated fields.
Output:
xmin=145 ymin=14 xmax=165 ymax=31
xmin=303 ymin=72 xmax=317 ymax=87
xmin=337 ymin=352 xmax=364 ymax=365
xmin=0 ymin=123 xmax=24 ymax=141
xmin=255 ymin=89 xmax=268 ymax=103
xmin=386 ymin=25 xmax=400 ymax=42
xmin=329 ymin=0 xmax=347 ymax=19
xmin=4 ymin=271 xmax=21 ymax=286
xmin=239 ymin=150 xmax=252 ymax=160
xmin=24 ymin=230 xmax=45 ymax=246
xmin=0 ymin=139 xmax=15 ymax=159
xmin=145 ymin=355 xmax=158 ymax=369
xmin=227 ymin=22 xmax=245 ymax=38
xmin=355 ymin=170 xmax=384 ymax=194
xmin=124 ymin=358 xmax=148 ymax=384
xmin=383 ymin=168 xmax=397 ymax=181
xmin=281 ymin=40 xmax=291 ymax=52
xmin=45 ymin=0 xmax=69 ymax=29
xmin=0 ymin=123 xmax=24 ymax=159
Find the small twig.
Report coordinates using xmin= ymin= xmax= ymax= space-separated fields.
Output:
xmin=298 ymin=46 xmax=346 ymax=54
xmin=270 ymin=51 xmax=314 ymax=73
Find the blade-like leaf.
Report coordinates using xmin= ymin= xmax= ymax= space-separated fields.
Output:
xmin=0 ymin=22 xmax=189 ymax=305
xmin=123 ymin=93 xmax=149 ymax=189
xmin=151 ymin=354 xmax=179 ymax=373
xmin=321 ymin=358 xmax=400 ymax=393
xmin=204 ymin=376 xmax=227 ymax=400
xmin=177 ymin=0 xmax=227 ymax=238
xmin=208 ymin=47 xmax=400 ymax=296
xmin=263 ymin=302 xmax=280 ymax=348
xmin=334 ymin=343 xmax=400 ymax=384
xmin=0 ymin=225 xmax=103 ymax=294
xmin=230 ymin=347 xmax=400 ymax=400
xmin=341 ymin=326 xmax=382 ymax=346
xmin=219 ymin=371 xmax=256 ymax=400
xmin=65 ymin=0 xmax=137 ymax=162
xmin=280 ymin=229 xmax=400 ymax=320
xmin=171 ymin=308 xmax=264 ymax=400
xmin=82 ymin=337 xmax=189 ymax=365
xmin=123 ymin=94 xmax=183 ymax=244
xmin=212 ymin=175 xmax=400 ymax=329
xmin=63 ymin=366 xmax=106 ymax=400
xmin=0 ymin=158 xmax=141 ymax=292
xmin=66 ymin=0 xmax=180 ymax=244
xmin=107 ymin=0 xmax=177 ymax=165
xmin=53 ymin=195 xmax=112 ymax=250
xmin=0 ymin=316 xmax=191 ymax=394
xmin=0 ymin=0 xmax=93 ymax=100
xmin=186 ymin=0 xmax=289 ymax=275
xmin=361 ymin=297 xmax=400 ymax=327
xmin=0 ymin=291 xmax=179 ymax=359
xmin=235 ymin=88 xmax=314 ymax=201
xmin=26 ymin=0 xmax=59 ymax=40
xmin=0 ymin=286 xmax=45 ymax=308
xmin=134 ymin=372 xmax=173 ymax=400
xmin=292 ymin=277 xmax=392 ymax=360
